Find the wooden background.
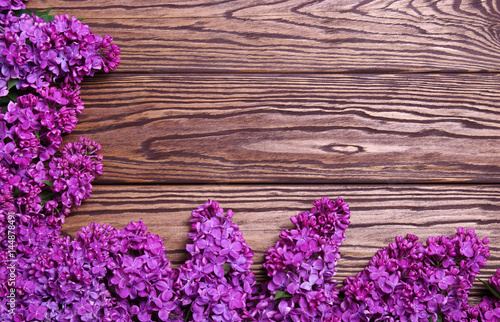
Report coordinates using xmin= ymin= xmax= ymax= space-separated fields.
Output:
xmin=27 ymin=0 xmax=500 ymax=302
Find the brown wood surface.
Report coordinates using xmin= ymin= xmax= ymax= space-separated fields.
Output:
xmin=28 ymin=0 xmax=500 ymax=73
xmin=25 ymin=0 xmax=500 ymax=305
xmin=67 ymin=73 xmax=500 ymax=183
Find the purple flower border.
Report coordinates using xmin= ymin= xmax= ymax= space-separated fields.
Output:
xmin=1 ymin=1 xmax=500 ymax=321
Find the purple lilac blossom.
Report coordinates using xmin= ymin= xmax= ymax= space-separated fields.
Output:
xmin=0 ymin=130 xmax=103 ymax=224
xmin=248 ymin=197 xmax=351 ymax=321
xmin=338 ymin=228 xmax=490 ymax=321
xmin=0 ymin=0 xmax=26 ymax=11
xmin=173 ymin=199 xmax=257 ymax=321
xmin=0 ymin=136 xmax=104 ymax=321
xmin=0 ymin=3 xmax=121 ymax=320
xmin=468 ymin=268 xmax=500 ymax=321
xmin=0 ymin=11 xmax=120 ymax=95
xmin=0 ymin=220 xmax=179 ymax=321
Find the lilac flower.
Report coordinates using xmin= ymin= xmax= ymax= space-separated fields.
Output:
xmin=339 ymin=229 xmax=490 ymax=321
xmin=249 ymin=197 xmax=351 ymax=321
xmin=26 ymin=305 xmax=44 ymax=321
xmin=0 ymin=140 xmax=15 ymax=163
xmin=0 ymin=0 xmax=27 ymax=11
xmin=1 ymin=11 xmax=120 ymax=94
xmin=431 ymin=269 xmax=456 ymax=290
xmin=378 ymin=273 xmax=399 ymax=294
xmin=468 ymin=268 xmax=500 ymax=321
xmin=172 ymin=200 xmax=257 ymax=320
xmin=0 ymin=7 xmax=121 ymax=319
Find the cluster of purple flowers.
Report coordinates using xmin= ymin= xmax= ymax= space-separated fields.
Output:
xmin=0 ymin=9 xmax=120 ymax=94
xmin=0 ymin=78 xmax=104 ymax=230
xmin=0 ymin=0 xmax=26 ymax=12
xmin=0 ymin=0 xmax=119 ymax=225
xmin=0 ymin=199 xmax=258 ymax=321
xmin=0 ymin=1 xmax=122 ymax=321
xmin=172 ymin=199 xmax=257 ymax=321
xmin=338 ymin=229 xmax=491 ymax=321
xmin=248 ymin=197 xmax=350 ymax=321
xmin=469 ymin=269 xmax=500 ymax=321
xmin=0 ymin=219 xmax=179 ymax=321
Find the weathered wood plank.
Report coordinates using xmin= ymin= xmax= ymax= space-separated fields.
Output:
xmin=25 ymin=0 xmax=500 ymax=21
xmin=66 ymin=73 xmax=500 ymax=184
xmin=27 ymin=0 xmax=500 ymax=73
xmin=63 ymin=184 xmax=500 ymax=299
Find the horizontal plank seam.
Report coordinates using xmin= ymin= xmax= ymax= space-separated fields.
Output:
xmin=91 ymin=182 xmax=500 ymax=186
xmin=107 ymin=70 xmax=500 ymax=76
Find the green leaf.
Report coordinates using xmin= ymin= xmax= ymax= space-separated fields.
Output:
xmin=12 ymin=187 xmax=21 ymax=198
xmin=14 ymin=7 xmax=55 ymax=22
xmin=223 ymin=263 xmax=231 ymax=276
xmin=1 ymin=98 xmax=9 ymax=113
xmin=40 ymin=8 xmax=56 ymax=22
xmin=274 ymin=291 xmax=292 ymax=300
xmin=39 ymin=8 xmax=52 ymax=15
xmin=7 ymin=79 xmax=17 ymax=90
xmin=7 ymin=88 xmax=20 ymax=102
xmin=38 ymin=191 xmax=53 ymax=202
xmin=42 ymin=180 xmax=54 ymax=187
xmin=480 ymin=278 xmax=500 ymax=300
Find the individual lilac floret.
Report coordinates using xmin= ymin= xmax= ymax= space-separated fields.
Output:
xmin=339 ymin=228 xmax=490 ymax=321
xmin=249 ymin=197 xmax=350 ymax=321
xmin=173 ymin=200 xmax=257 ymax=321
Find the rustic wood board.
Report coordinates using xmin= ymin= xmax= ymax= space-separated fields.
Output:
xmin=63 ymin=184 xmax=500 ymax=299
xmin=65 ymin=73 xmax=500 ymax=183
xmin=27 ymin=0 xmax=500 ymax=73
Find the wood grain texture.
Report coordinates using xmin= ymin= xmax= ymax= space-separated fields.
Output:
xmin=63 ymin=184 xmax=500 ymax=300
xmin=64 ymin=73 xmax=500 ymax=184
xmin=27 ymin=0 xmax=500 ymax=73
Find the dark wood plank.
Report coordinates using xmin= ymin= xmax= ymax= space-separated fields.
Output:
xmin=27 ymin=0 xmax=500 ymax=73
xmin=63 ymin=184 xmax=500 ymax=300
xmin=65 ymin=73 xmax=500 ymax=184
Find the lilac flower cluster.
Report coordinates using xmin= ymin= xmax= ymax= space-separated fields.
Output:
xmin=0 ymin=220 xmax=178 ymax=321
xmin=0 ymin=114 xmax=106 ymax=318
xmin=0 ymin=2 xmax=121 ymax=321
xmin=0 ymin=0 xmax=26 ymax=12
xmin=469 ymin=269 xmax=500 ymax=321
xmin=0 ymin=10 xmax=120 ymax=94
xmin=173 ymin=199 xmax=257 ymax=321
xmin=0 ymin=1 xmax=118 ymax=225
xmin=0 ymin=200 xmax=258 ymax=321
xmin=338 ymin=228 xmax=490 ymax=321
xmin=248 ymin=197 xmax=350 ymax=321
